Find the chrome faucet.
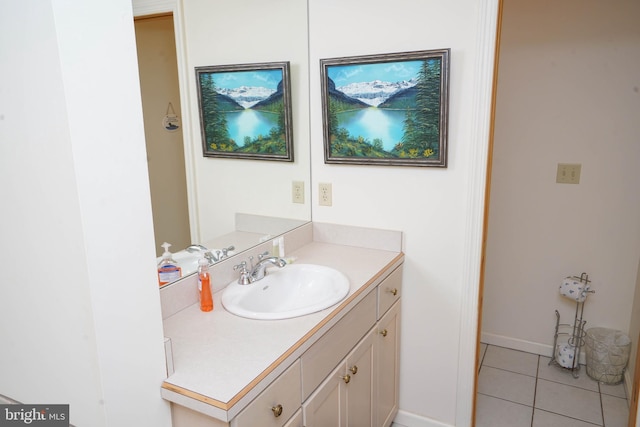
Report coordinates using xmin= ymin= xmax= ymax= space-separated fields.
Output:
xmin=233 ymin=252 xmax=287 ymax=284
xmin=186 ymin=244 xmax=235 ymax=264
xmin=186 ymin=244 xmax=207 ymax=253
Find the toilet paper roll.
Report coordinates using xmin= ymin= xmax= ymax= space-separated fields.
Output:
xmin=556 ymin=343 xmax=576 ymax=369
xmin=559 ymin=277 xmax=590 ymax=302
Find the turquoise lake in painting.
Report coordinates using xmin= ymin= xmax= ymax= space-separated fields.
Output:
xmin=337 ymin=108 xmax=407 ymax=151
xmin=225 ymin=110 xmax=278 ymax=146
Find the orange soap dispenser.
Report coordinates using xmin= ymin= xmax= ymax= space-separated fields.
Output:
xmin=198 ymin=254 xmax=213 ymax=312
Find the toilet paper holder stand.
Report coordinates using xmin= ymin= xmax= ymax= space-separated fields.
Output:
xmin=549 ymin=272 xmax=593 ymax=378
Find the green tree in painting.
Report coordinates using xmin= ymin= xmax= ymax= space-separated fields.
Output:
xmin=199 ymin=73 xmax=231 ymax=150
xmin=400 ymin=58 xmax=441 ymax=158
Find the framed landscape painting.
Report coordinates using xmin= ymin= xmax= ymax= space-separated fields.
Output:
xmin=195 ymin=61 xmax=294 ymax=161
xmin=320 ymin=49 xmax=450 ymax=167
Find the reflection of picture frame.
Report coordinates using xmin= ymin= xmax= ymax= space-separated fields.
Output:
xmin=320 ymin=49 xmax=449 ymax=167
xmin=195 ymin=61 xmax=294 ymax=161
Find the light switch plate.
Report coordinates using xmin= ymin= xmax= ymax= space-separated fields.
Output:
xmin=556 ymin=163 xmax=581 ymax=184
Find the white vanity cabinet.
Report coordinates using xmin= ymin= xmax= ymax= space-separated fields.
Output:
xmin=231 ymin=360 xmax=301 ymax=427
xmin=163 ymin=233 xmax=403 ymax=427
xmin=302 ymin=265 xmax=402 ymax=427
xmin=303 ymin=328 xmax=376 ymax=427
xmin=377 ymin=300 xmax=401 ymax=427
xmin=283 ymin=409 xmax=303 ymax=427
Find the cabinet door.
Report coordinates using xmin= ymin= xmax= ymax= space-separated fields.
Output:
xmin=303 ymin=361 xmax=348 ymax=427
xmin=376 ymin=301 xmax=400 ymax=427
xmin=346 ymin=328 xmax=376 ymax=427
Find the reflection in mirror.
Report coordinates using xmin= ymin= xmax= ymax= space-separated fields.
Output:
xmin=156 ymin=214 xmax=308 ymax=285
xmin=134 ymin=14 xmax=191 ymax=256
xmin=132 ymin=0 xmax=312 ymax=285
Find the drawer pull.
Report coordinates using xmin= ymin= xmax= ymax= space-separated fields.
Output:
xmin=271 ymin=404 xmax=283 ymax=418
xmin=380 ymin=329 xmax=388 ymax=337
xmin=342 ymin=374 xmax=351 ymax=384
xmin=349 ymin=365 xmax=358 ymax=375
xmin=388 ymin=288 xmax=398 ymax=296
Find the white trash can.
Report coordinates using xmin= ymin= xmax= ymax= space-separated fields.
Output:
xmin=584 ymin=327 xmax=631 ymax=384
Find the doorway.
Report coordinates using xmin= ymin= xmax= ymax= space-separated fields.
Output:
xmin=476 ymin=0 xmax=640 ymax=426
xmin=134 ymin=14 xmax=191 ymax=256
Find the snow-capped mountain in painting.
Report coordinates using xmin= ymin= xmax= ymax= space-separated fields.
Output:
xmin=336 ymin=79 xmax=417 ymax=107
xmin=216 ymin=86 xmax=276 ymax=108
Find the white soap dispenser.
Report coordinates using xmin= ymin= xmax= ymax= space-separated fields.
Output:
xmin=157 ymin=242 xmax=182 ymax=286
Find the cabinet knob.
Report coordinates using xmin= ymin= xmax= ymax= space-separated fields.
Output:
xmin=349 ymin=365 xmax=358 ymax=375
xmin=380 ymin=329 xmax=388 ymax=337
xmin=271 ymin=404 xmax=283 ymax=418
xmin=342 ymin=374 xmax=351 ymax=384
xmin=388 ymin=288 xmax=398 ymax=296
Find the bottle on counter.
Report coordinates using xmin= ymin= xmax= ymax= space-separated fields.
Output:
xmin=198 ymin=255 xmax=213 ymax=312
xmin=157 ymin=242 xmax=182 ymax=286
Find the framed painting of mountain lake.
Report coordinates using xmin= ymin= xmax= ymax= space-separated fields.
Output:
xmin=195 ymin=61 xmax=293 ymax=161
xmin=320 ymin=49 xmax=449 ymax=167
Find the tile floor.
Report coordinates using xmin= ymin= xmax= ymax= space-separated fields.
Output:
xmin=476 ymin=343 xmax=630 ymax=427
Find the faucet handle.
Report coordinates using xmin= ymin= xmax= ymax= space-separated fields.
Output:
xmin=220 ymin=245 xmax=235 ymax=258
xmin=233 ymin=261 xmax=251 ymax=285
xmin=258 ymin=251 xmax=270 ymax=260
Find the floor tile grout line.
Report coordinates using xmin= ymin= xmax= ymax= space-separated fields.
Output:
xmin=534 ymin=408 xmax=603 ymax=427
xmin=598 ymin=381 xmax=606 ymax=426
xmin=476 ymin=391 xmax=534 ymax=409
xmin=530 ymin=354 xmax=539 ymax=427
xmin=536 ymin=376 xmax=601 ymax=394
xmin=481 ymin=364 xmax=537 ymax=379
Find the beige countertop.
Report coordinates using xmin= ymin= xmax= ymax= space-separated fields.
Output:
xmin=161 ymin=239 xmax=403 ymax=421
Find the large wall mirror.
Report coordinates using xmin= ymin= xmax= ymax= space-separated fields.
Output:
xmin=133 ymin=0 xmax=312 ymax=283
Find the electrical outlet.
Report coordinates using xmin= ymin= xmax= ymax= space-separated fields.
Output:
xmin=556 ymin=163 xmax=581 ymax=184
xmin=292 ymin=181 xmax=304 ymax=204
xmin=319 ymin=183 xmax=332 ymax=206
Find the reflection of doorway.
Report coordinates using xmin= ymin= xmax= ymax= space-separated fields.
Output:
xmin=134 ymin=14 xmax=190 ymax=256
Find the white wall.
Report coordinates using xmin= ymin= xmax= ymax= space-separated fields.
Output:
xmin=482 ymin=0 xmax=640 ymax=357
xmin=180 ymin=0 xmax=312 ymax=243
xmin=0 ymin=1 xmax=171 ymax=426
xmin=308 ymin=1 xmax=497 ymax=425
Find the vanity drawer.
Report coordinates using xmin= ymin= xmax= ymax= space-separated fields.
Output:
xmin=233 ymin=360 xmax=301 ymax=427
xmin=283 ymin=408 xmax=303 ymax=427
xmin=301 ymin=289 xmax=376 ymax=399
xmin=377 ymin=265 xmax=402 ymax=319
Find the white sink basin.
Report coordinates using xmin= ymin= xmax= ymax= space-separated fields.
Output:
xmin=221 ymin=264 xmax=350 ymax=320
xmin=172 ymin=250 xmax=201 ymax=275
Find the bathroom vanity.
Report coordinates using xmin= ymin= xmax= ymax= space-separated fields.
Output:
xmin=160 ymin=223 xmax=403 ymax=427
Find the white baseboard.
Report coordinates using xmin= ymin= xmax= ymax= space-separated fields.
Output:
xmin=392 ymin=410 xmax=453 ymax=427
xmin=480 ymin=332 xmax=590 ymax=365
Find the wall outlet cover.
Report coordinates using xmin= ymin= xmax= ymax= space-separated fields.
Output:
xmin=319 ymin=183 xmax=332 ymax=206
xmin=292 ymin=181 xmax=304 ymax=204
